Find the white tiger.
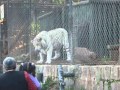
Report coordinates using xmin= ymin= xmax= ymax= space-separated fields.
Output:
xmin=31 ymin=28 xmax=71 ymax=64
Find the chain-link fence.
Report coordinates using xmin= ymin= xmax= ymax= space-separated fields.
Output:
xmin=0 ymin=0 xmax=119 ymax=64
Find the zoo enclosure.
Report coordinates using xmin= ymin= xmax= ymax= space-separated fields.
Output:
xmin=36 ymin=65 xmax=120 ymax=90
xmin=0 ymin=0 xmax=119 ymax=63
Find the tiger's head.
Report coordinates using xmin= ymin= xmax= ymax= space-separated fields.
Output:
xmin=31 ymin=36 xmax=48 ymax=54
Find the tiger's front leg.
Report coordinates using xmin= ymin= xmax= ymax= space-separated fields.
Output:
xmin=37 ymin=52 xmax=44 ymax=63
xmin=45 ymin=47 xmax=53 ymax=64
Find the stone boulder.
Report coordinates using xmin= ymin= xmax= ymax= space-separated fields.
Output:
xmin=74 ymin=47 xmax=97 ymax=64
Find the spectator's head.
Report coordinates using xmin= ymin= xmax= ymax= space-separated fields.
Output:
xmin=19 ymin=62 xmax=36 ymax=77
xmin=3 ymin=57 xmax=16 ymax=71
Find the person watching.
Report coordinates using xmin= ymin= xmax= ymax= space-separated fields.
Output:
xmin=0 ymin=57 xmax=37 ymax=90
xmin=19 ymin=62 xmax=41 ymax=90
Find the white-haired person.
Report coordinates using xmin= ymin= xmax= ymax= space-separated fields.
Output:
xmin=0 ymin=57 xmax=37 ymax=90
xmin=19 ymin=62 xmax=41 ymax=90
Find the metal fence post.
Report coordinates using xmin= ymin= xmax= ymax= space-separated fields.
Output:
xmin=67 ymin=0 xmax=74 ymax=63
xmin=58 ymin=65 xmax=65 ymax=90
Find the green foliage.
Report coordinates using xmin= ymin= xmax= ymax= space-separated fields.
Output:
xmin=73 ymin=0 xmax=81 ymax=2
xmin=65 ymin=86 xmax=86 ymax=90
xmin=52 ymin=0 xmax=65 ymax=4
xmin=31 ymin=21 xmax=40 ymax=35
xmin=101 ymin=56 xmax=111 ymax=61
xmin=97 ymin=79 xmax=120 ymax=90
xmin=106 ymin=79 xmax=120 ymax=90
xmin=79 ymin=86 xmax=86 ymax=90
xmin=41 ymin=76 xmax=57 ymax=90
xmin=96 ymin=71 xmax=102 ymax=85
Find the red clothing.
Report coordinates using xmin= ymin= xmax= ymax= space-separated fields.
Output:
xmin=24 ymin=71 xmax=37 ymax=90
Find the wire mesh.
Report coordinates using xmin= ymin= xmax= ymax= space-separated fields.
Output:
xmin=0 ymin=0 xmax=119 ymax=65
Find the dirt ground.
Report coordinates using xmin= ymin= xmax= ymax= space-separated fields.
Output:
xmin=18 ymin=47 xmax=118 ymax=65
xmin=32 ymin=59 xmax=118 ymax=65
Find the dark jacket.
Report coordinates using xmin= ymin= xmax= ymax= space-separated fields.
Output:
xmin=0 ymin=71 xmax=28 ymax=90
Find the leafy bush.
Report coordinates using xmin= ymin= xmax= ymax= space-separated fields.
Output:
xmin=41 ymin=76 xmax=58 ymax=90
